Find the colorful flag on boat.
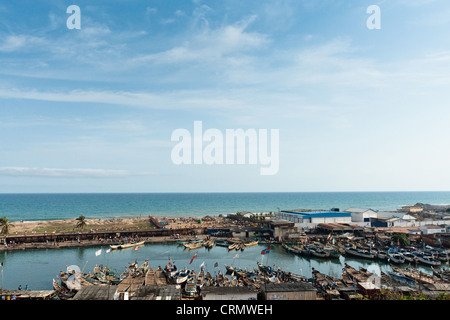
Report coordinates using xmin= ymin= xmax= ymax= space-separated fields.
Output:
xmin=189 ymin=253 xmax=197 ymax=265
xmin=261 ymin=246 xmax=271 ymax=255
xmin=95 ymin=249 xmax=102 ymax=256
xmin=134 ymin=246 xmax=139 ymax=251
xmin=106 ymin=248 xmax=111 ymax=254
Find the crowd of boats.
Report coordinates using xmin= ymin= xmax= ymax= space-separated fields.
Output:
xmin=178 ymin=238 xmax=259 ymax=251
xmin=50 ymin=236 xmax=450 ymax=300
xmin=311 ymin=262 xmax=450 ymax=299
xmin=282 ymin=239 xmax=449 ymax=267
xmin=51 ymin=257 xmax=307 ymax=300
xmin=52 ymin=252 xmax=450 ymax=300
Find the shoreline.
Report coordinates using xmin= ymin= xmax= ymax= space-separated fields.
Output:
xmin=0 ymin=215 xmax=253 ymax=251
xmin=4 ymin=215 xmax=223 ymax=234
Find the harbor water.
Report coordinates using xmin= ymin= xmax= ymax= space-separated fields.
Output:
xmin=0 ymin=242 xmax=440 ymax=291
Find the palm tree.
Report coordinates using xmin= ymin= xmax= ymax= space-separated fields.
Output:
xmin=76 ymin=215 xmax=87 ymax=231
xmin=0 ymin=217 xmax=14 ymax=235
xmin=392 ymin=233 xmax=410 ymax=247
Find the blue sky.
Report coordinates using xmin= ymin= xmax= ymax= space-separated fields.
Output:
xmin=1 ymin=0 xmax=450 ymax=192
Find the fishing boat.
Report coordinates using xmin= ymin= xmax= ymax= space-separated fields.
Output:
xmin=311 ymin=268 xmax=345 ymax=298
xmin=145 ymin=267 xmax=157 ymax=285
xmin=92 ymin=265 xmax=120 ymax=284
xmin=388 ymin=249 xmax=405 ymax=264
xmin=214 ymin=239 xmax=230 ymax=247
xmin=183 ymin=242 xmax=204 ymax=250
xmin=323 ymin=245 xmax=341 ymax=259
xmin=196 ymin=268 xmax=205 ymax=289
xmin=343 ymin=263 xmax=373 ymax=283
xmin=244 ymin=240 xmax=258 ymax=247
xmin=110 ymin=240 xmax=145 ymax=250
xmin=299 ymin=244 xmax=311 ymax=256
xmin=386 ymin=270 xmax=417 ymax=286
xmin=228 ymin=242 xmax=240 ymax=251
xmin=375 ymin=249 xmax=388 ymax=260
xmin=285 ymin=272 xmax=306 ymax=282
xmin=205 ymin=272 xmax=213 ymax=286
xmin=53 ymin=278 xmax=76 ymax=299
xmin=310 ymin=246 xmax=330 ymax=259
xmin=184 ymin=271 xmax=198 ymax=297
xmin=136 ymin=260 xmax=149 ymax=276
xmin=432 ymin=267 xmax=450 ymax=282
xmin=413 ymin=252 xmax=441 ymax=266
xmin=177 ymin=238 xmax=204 ymax=245
xmin=127 ymin=261 xmax=148 ymax=295
xmin=268 ymin=274 xmax=280 ymax=283
xmin=390 ymin=266 xmax=444 ymax=285
xmin=214 ymin=271 xmax=224 ymax=286
xmin=204 ymin=239 xmax=215 ymax=249
xmin=344 ymin=246 xmax=376 ymax=259
xmin=155 ymin=266 xmax=167 ymax=285
xmin=224 ymin=264 xmax=239 ymax=274
xmin=164 ymin=260 xmax=178 ymax=278
xmin=400 ymin=250 xmax=417 ymax=263
xmin=174 ymin=269 xmax=190 ymax=284
xmin=437 ymin=251 xmax=449 ymax=262
xmin=82 ymin=273 xmax=105 ymax=285
xmin=257 ymin=262 xmax=273 ymax=274
xmin=116 ymin=273 xmax=134 ymax=293
xmin=58 ymin=270 xmax=83 ymax=291
xmin=118 ymin=261 xmax=138 ymax=281
xmin=282 ymin=243 xmax=302 ymax=255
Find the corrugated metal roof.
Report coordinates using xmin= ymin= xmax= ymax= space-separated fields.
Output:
xmin=281 ymin=211 xmax=351 ymax=218
xmin=263 ymin=282 xmax=316 ymax=292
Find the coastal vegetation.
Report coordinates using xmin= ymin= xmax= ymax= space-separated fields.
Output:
xmin=391 ymin=233 xmax=410 ymax=246
xmin=76 ymin=215 xmax=87 ymax=231
xmin=0 ymin=217 xmax=14 ymax=235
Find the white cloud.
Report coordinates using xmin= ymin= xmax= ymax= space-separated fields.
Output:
xmin=129 ymin=15 xmax=269 ymax=66
xmin=0 ymin=86 xmax=247 ymax=113
xmin=0 ymin=34 xmax=44 ymax=52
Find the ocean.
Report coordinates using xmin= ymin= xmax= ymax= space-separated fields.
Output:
xmin=0 ymin=191 xmax=450 ymax=222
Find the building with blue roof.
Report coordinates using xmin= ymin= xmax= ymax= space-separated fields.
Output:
xmin=279 ymin=210 xmax=352 ymax=224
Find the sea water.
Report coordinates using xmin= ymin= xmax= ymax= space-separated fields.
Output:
xmin=0 ymin=191 xmax=449 ymax=222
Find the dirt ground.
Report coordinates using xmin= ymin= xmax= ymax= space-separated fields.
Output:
xmin=7 ymin=215 xmax=249 ymax=236
xmin=8 ymin=217 xmax=151 ymax=235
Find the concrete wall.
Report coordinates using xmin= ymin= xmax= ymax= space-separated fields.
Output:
xmin=265 ymin=291 xmax=316 ymax=300
xmin=309 ymin=216 xmax=352 ymax=224
xmin=351 ymin=210 xmax=378 ymax=222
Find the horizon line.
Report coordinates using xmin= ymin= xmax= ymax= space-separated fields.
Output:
xmin=0 ymin=190 xmax=449 ymax=195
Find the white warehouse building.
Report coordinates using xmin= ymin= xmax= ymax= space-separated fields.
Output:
xmin=345 ymin=208 xmax=378 ymax=223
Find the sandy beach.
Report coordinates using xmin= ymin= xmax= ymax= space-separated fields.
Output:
xmin=6 ymin=215 xmax=247 ymax=236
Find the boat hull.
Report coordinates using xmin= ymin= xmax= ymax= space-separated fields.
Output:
xmin=110 ymin=240 xmax=145 ymax=250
